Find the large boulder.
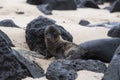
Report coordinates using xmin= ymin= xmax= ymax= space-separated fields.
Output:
xmin=103 ymin=0 xmax=116 ymax=3
xmin=26 ymin=0 xmax=46 ymax=5
xmin=107 ymin=25 xmax=120 ymax=38
xmin=109 ymin=0 xmax=120 ymax=12
xmin=75 ymin=0 xmax=100 ymax=8
xmin=103 ymin=0 xmax=110 ymax=2
xmin=0 ymin=29 xmax=45 ymax=79
xmin=94 ymin=0 xmax=104 ymax=4
xmin=37 ymin=0 xmax=77 ymax=15
xmin=70 ymin=38 xmax=120 ymax=63
xmin=102 ymin=45 xmax=120 ymax=80
xmin=0 ymin=32 xmax=30 ymax=80
xmin=46 ymin=0 xmax=77 ymax=10
xmin=26 ymin=16 xmax=73 ymax=58
xmin=46 ymin=60 xmax=77 ymax=80
xmin=46 ymin=59 xmax=106 ymax=80
xmin=12 ymin=48 xmax=45 ymax=78
xmin=110 ymin=0 xmax=117 ymax=4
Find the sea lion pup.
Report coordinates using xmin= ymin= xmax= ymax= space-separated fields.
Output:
xmin=44 ymin=25 xmax=81 ymax=59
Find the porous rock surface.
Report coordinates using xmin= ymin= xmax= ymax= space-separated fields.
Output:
xmin=46 ymin=59 xmax=106 ymax=80
xmin=0 ymin=31 xmax=30 ymax=80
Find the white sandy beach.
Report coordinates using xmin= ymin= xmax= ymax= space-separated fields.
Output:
xmin=0 ymin=0 xmax=120 ymax=80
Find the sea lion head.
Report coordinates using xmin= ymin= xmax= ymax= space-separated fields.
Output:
xmin=45 ymin=25 xmax=61 ymax=43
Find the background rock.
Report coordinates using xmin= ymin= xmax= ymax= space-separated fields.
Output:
xmin=70 ymin=38 xmax=120 ymax=62
xmin=109 ymin=0 xmax=120 ymax=13
xmin=0 ymin=30 xmax=14 ymax=47
xmin=70 ymin=59 xmax=106 ymax=73
xmin=26 ymin=0 xmax=46 ymax=5
xmin=12 ymin=48 xmax=45 ymax=78
xmin=0 ymin=19 xmax=20 ymax=28
xmin=46 ymin=59 xmax=106 ymax=80
xmin=37 ymin=0 xmax=77 ymax=15
xmin=79 ymin=19 xmax=90 ymax=26
xmin=94 ymin=0 xmax=104 ymax=4
xmin=102 ymin=45 xmax=120 ymax=80
xmin=75 ymin=0 xmax=100 ymax=8
xmin=46 ymin=59 xmax=77 ymax=80
xmin=107 ymin=25 xmax=120 ymax=38
xmin=0 ymin=32 xmax=30 ymax=80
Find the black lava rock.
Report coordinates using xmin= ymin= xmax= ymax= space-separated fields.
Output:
xmin=81 ymin=0 xmax=100 ymax=8
xmin=79 ymin=19 xmax=90 ymax=26
xmin=75 ymin=0 xmax=100 ymax=9
xmin=70 ymin=59 xmax=106 ymax=73
xmin=26 ymin=0 xmax=46 ymax=5
xmin=75 ymin=0 xmax=81 ymax=7
xmin=103 ymin=0 xmax=116 ymax=2
xmin=102 ymin=45 xmax=120 ymax=80
xmin=37 ymin=4 xmax=52 ymax=15
xmin=0 ymin=32 xmax=30 ymax=80
xmin=94 ymin=0 xmax=104 ymax=4
xmin=0 ymin=19 xmax=20 ymax=28
xmin=46 ymin=59 xmax=106 ymax=80
xmin=70 ymin=38 xmax=120 ymax=63
xmin=110 ymin=0 xmax=117 ymax=4
xmin=0 ymin=30 xmax=45 ymax=79
xmin=37 ymin=0 xmax=77 ymax=15
xmin=0 ymin=30 xmax=14 ymax=47
xmin=12 ymin=49 xmax=45 ymax=78
xmin=46 ymin=60 xmax=77 ymax=80
xmin=109 ymin=0 xmax=120 ymax=12
xmin=103 ymin=0 xmax=110 ymax=2
xmin=16 ymin=11 xmax=24 ymax=14
xmin=26 ymin=16 xmax=73 ymax=57
xmin=107 ymin=25 xmax=120 ymax=38
xmin=47 ymin=0 xmax=77 ymax=10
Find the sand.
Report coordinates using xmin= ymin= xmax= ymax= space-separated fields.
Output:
xmin=0 ymin=0 xmax=120 ymax=80
xmin=23 ymin=71 xmax=103 ymax=80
